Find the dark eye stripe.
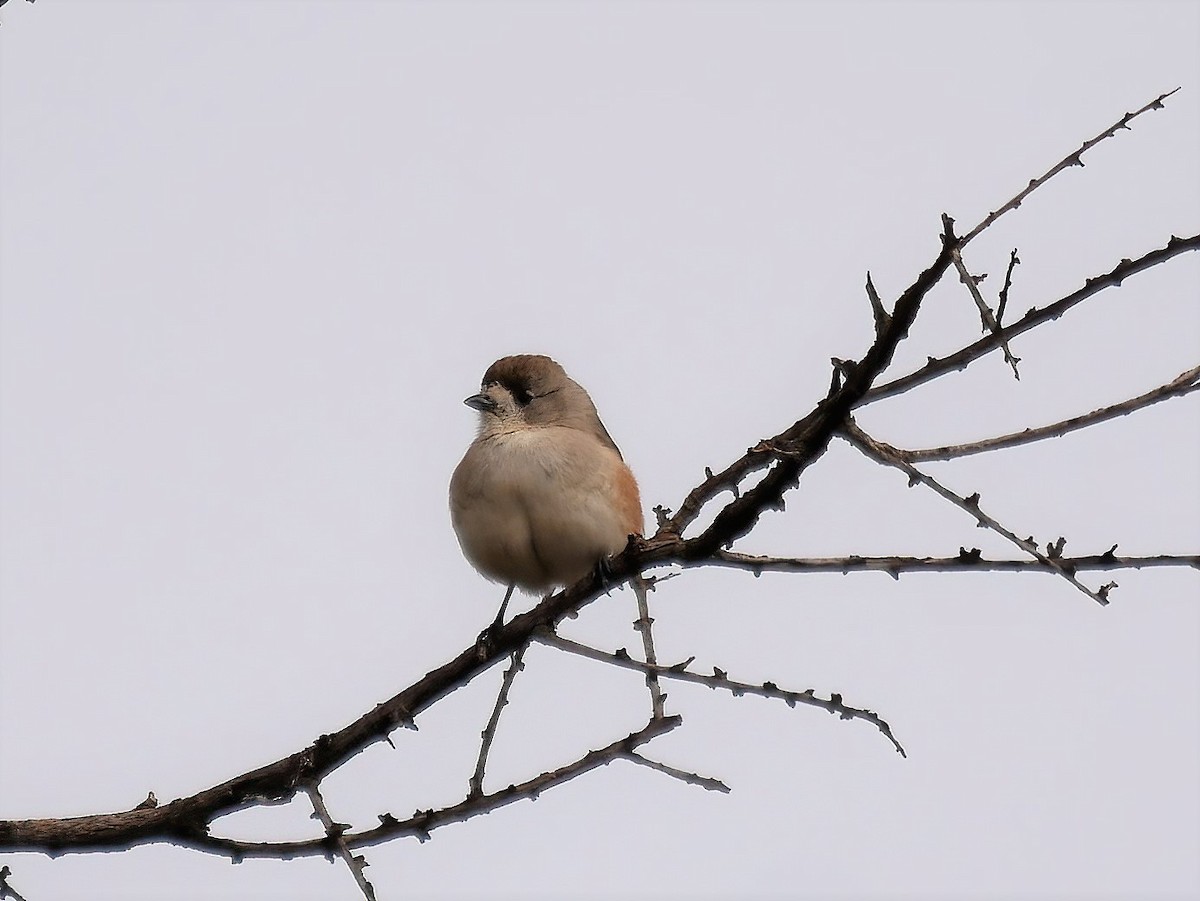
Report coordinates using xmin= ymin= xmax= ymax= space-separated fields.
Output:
xmin=487 ymin=378 xmax=534 ymax=406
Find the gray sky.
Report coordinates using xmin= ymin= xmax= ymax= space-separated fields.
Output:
xmin=1 ymin=2 xmax=1197 ymax=899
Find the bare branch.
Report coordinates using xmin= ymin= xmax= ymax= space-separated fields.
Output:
xmin=961 ymin=88 xmax=1181 ymax=245
xmin=865 ymin=271 xmax=891 ymax=338
xmin=996 ymin=248 xmax=1020 ymax=325
xmin=898 ymin=365 xmax=1200 ymax=461
xmin=304 ymin=785 xmax=375 ymax=901
xmin=0 ymin=866 xmax=30 ymax=901
xmin=862 ymin=234 xmax=1200 ymax=405
xmin=624 ymin=753 xmax=730 ymax=793
xmin=663 ymin=220 xmax=961 ymax=554
xmin=632 ymin=577 xmax=667 ymax=719
xmin=469 ymin=644 xmax=528 ymax=798
xmin=841 ymin=421 xmax=1115 ymax=605
xmin=949 ymin=237 xmax=1021 ymax=378
xmin=185 ymin=715 xmax=682 ymax=859
xmin=705 ymin=549 xmax=1200 ymax=576
xmin=537 ymin=631 xmax=906 ymax=757
xmin=659 ymin=220 xmax=961 ymax=540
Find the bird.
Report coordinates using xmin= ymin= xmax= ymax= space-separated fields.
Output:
xmin=449 ymin=354 xmax=643 ymax=629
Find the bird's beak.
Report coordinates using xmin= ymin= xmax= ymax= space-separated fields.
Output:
xmin=464 ymin=392 xmax=498 ymax=413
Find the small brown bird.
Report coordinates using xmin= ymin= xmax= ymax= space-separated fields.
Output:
xmin=449 ymin=354 xmax=643 ymax=626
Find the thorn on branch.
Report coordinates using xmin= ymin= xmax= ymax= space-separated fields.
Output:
xmin=411 ymin=809 xmax=434 ymax=843
xmin=941 ymin=213 xmax=957 ymax=242
xmin=653 ymin=504 xmax=672 ymax=529
xmin=832 ymin=357 xmax=858 ymax=382
xmin=133 ymin=791 xmax=158 ymax=811
xmin=958 ymin=547 xmax=982 ymax=563
xmin=865 ymin=271 xmax=892 ymax=338
xmin=996 ymin=248 xmax=1020 ymax=325
xmin=1047 ymin=537 xmax=1067 ymax=559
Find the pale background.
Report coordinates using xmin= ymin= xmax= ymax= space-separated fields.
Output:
xmin=1 ymin=2 xmax=1197 ymax=899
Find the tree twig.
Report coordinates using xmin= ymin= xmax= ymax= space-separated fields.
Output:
xmin=896 ymin=365 xmax=1200 ymax=461
xmin=469 ymin=644 xmax=528 ymax=798
xmin=865 ymin=271 xmax=891 ymax=338
xmin=949 ymin=237 xmax=1021 ymax=377
xmin=304 ymin=784 xmax=375 ymax=901
xmin=861 ymin=234 xmax=1200 ymax=405
xmin=624 ymin=753 xmax=730 ymax=793
xmin=996 ymin=248 xmax=1020 ymax=325
xmin=183 ymin=715 xmax=682 ymax=859
xmin=841 ymin=421 xmax=1115 ymax=605
xmin=537 ymin=631 xmax=907 ymax=757
xmin=0 ymin=866 xmax=29 ymax=901
xmin=632 ymin=577 xmax=667 ymax=719
xmin=703 ymin=548 xmax=1199 ymax=576
xmin=961 ymin=88 xmax=1180 ymax=246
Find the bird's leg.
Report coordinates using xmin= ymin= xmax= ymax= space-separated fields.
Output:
xmin=594 ymin=556 xmax=614 ymax=594
xmin=476 ymin=584 xmax=515 ymax=658
xmin=491 ymin=584 xmax=515 ymax=630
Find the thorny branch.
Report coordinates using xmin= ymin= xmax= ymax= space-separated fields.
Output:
xmin=996 ymin=248 xmax=1020 ymax=325
xmin=469 ymin=644 xmax=527 ymax=798
xmin=949 ymin=239 xmax=1021 ymax=377
xmin=705 ymin=549 xmax=1200 ymax=577
xmin=862 ymin=234 xmax=1200 ymax=406
xmin=624 ymin=754 xmax=730 ymax=794
xmin=535 ymin=631 xmax=907 ymax=757
xmin=960 ymin=87 xmax=1179 ymax=245
xmin=632 ymin=577 xmax=667 ymax=719
xmin=662 ymin=87 xmax=1189 ymax=533
xmin=305 ymin=785 xmax=375 ymax=901
xmin=0 ymin=866 xmax=29 ymax=901
xmin=840 ymin=420 xmax=1117 ymax=605
xmin=896 ymin=365 xmax=1200 ymax=461
xmin=184 ymin=716 xmax=682 ymax=859
xmin=2 ymin=90 xmax=1195 ymax=879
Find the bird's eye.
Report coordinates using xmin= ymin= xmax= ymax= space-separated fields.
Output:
xmin=513 ymin=386 xmax=533 ymax=406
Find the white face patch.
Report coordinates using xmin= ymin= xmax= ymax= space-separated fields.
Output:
xmin=477 ymin=384 xmax=527 ymax=437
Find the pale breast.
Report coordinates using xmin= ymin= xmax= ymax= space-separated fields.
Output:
xmin=449 ymin=426 xmax=640 ymax=591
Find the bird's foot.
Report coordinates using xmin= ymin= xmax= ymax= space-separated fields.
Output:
xmin=594 ymin=557 xmax=614 ymax=594
xmin=475 ymin=613 xmax=505 ymax=660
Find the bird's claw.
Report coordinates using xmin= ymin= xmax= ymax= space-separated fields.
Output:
xmin=475 ymin=615 xmax=504 ymax=659
xmin=595 ymin=556 xmax=614 ymax=594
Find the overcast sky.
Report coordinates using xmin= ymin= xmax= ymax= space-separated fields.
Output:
xmin=1 ymin=2 xmax=1197 ymax=899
